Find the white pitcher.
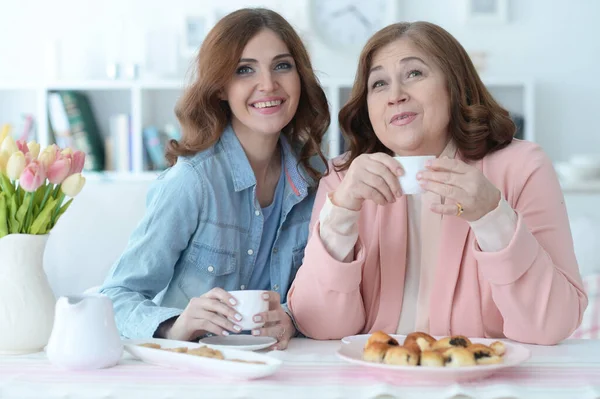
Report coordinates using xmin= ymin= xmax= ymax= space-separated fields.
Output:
xmin=46 ymin=294 xmax=123 ymax=370
xmin=0 ymin=234 xmax=56 ymax=355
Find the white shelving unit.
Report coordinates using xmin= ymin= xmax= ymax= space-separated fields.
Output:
xmin=1 ymin=76 xmax=538 ymax=181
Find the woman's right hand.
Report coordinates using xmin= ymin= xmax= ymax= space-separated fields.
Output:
xmin=161 ymin=287 xmax=244 ymax=341
xmin=333 ymin=153 xmax=404 ymax=211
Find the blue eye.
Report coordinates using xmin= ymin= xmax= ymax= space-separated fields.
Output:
xmin=407 ymin=69 xmax=422 ymax=78
xmin=236 ymin=65 xmax=253 ymax=75
xmin=371 ymin=80 xmax=386 ymax=89
xmin=275 ymin=62 xmax=292 ymax=71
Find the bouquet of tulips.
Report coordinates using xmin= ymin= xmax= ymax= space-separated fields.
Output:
xmin=0 ymin=132 xmax=86 ymax=238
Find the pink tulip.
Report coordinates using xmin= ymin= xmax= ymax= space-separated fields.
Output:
xmin=47 ymin=157 xmax=71 ymax=184
xmin=20 ymin=159 xmax=47 ymax=192
xmin=16 ymin=139 xmax=29 ymax=154
xmin=69 ymin=150 xmax=86 ymax=175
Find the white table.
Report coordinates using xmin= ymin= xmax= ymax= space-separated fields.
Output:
xmin=1 ymin=338 xmax=599 ymax=399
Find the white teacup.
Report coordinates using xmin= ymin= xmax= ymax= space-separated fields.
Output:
xmin=228 ymin=290 xmax=269 ymax=331
xmin=393 ymin=155 xmax=436 ymax=195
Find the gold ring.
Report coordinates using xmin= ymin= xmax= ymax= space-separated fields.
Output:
xmin=456 ymin=202 xmax=464 ymax=216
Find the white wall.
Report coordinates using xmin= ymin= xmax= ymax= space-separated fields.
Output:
xmin=1 ymin=0 xmax=599 ymax=161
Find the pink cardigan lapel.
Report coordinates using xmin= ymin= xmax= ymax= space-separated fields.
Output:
xmin=369 ymin=197 xmax=408 ymax=332
xmin=428 ymin=157 xmax=483 ymax=335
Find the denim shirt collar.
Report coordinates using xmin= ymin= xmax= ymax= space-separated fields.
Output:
xmin=219 ymin=124 xmax=312 ymax=198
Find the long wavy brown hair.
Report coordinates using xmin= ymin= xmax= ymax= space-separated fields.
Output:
xmin=337 ymin=21 xmax=515 ymax=171
xmin=166 ymin=8 xmax=330 ymax=183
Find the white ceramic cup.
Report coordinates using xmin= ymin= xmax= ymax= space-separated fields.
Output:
xmin=393 ymin=155 xmax=436 ymax=195
xmin=228 ymin=290 xmax=269 ymax=331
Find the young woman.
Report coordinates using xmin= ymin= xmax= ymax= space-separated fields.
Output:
xmin=288 ymin=21 xmax=587 ymax=345
xmin=100 ymin=8 xmax=330 ymax=350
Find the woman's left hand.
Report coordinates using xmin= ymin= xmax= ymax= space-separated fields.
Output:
xmin=417 ymin=157 xmax=501 ymax=222
xmin=251 ymin=291 xmax=296 ymax=350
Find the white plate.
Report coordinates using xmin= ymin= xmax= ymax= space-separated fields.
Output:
xmin=124 ymin=338 xmax=282 ymax=380
xmin=337 ymin=335 xmax=531 ymax=383
xmin=341 ymin=334 xmax=406 ymax=345
xmin=198 ymin=335 xmax=277 ymax=351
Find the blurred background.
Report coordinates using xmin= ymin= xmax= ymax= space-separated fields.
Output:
xmin=0 ymin=0 xmax=599 ymax=296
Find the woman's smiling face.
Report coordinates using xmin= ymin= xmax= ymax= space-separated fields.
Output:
xmin=366 ymin=37 xmax=451 ymax=156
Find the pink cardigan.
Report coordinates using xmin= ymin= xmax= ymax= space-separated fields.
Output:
xmin=288 ymin=140 xmax=588 ymax=345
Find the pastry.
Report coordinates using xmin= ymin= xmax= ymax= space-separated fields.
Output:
xmin=188 ymin=346 xmax=225 ymax=359
xmin=490 ymin=341 xmax=506 ymax=356
xmin=403 ymin=332 xmax=436 ymax=353
xmin=420 ymin=350 xmax=445 ymax=367
xmin=366 ymin=331 xmax=399 ymax=348
xmin=161 ymin=347 xmax=188 ymax=353
xmin=138 ymin=343 xmax=161 ymax=349
xmin=467 ymin=344 xmax=503 ymax=365
xmin=362 ymin=342 xmax=390 ymax=363
xmin=431 ymin=335 xmax=472 ymax=350
xmin=442 ymin=347 xmax=477 ymax=367
xmin=383 ymin=346 xmax=418 ymax=366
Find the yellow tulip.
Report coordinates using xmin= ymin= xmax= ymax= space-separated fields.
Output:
xmin=61 ymin=148 xmax=73 ymax=156
xmin=0 ymin=124 xmax=10 ymax=145
xmin=0 ymin=150 xmax=9 ymax=174
xmin=27 ymin=140 xmax=41 ymax=159
xmin=38 ymin=146 xmax=57 ymax=168
xmin=60 ymin=173 xmax=86 ymax=197
xmin=0 ymin=136 xmax=18 ymax=155
xmin=6 ymin=152 xmax=26 ymax=180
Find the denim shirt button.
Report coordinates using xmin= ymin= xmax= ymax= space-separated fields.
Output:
xmin=272 ymin=247 xmax=278 ymax=253
xmin=240 ymin=285 xmax=246 ymax=290
xmin=254 ymin=210 xmax=260 ymax=216
xmin=273 ymin=284 xmax=279 ymax=291
xmin=207 ymin=266 xmax=214 ymax=273
xmin=247 ymin=249 xmax=254 ymax=255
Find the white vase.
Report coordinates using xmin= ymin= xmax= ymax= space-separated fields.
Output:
xmin=0 ymin=234 xmax=56 ymax=355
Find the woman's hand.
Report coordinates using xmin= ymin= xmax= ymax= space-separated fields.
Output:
xmin=333 ymin=153 xmax=404 ymax=211
xmin=417 ymin=157 xmax=501 ymax=221
xmin=161 ymin=287 xmax=243 ymax=341
xmin=251 ymin=291 xmax=296 ymax=350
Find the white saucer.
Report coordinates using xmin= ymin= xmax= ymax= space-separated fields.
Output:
xmin=199 ymin=335 xmax=277 ymax=351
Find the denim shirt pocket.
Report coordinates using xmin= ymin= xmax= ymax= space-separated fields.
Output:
xmin=291 ymin=245 xmax=306 ymax=271
xmin=178 ymin=243 xmax=238 ymax=299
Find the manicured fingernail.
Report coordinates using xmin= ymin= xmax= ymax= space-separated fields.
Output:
xmin=252 ymin=329 xmax=260 ymax=336
xmin=234 ymin=325 xmax=242 ymax=332
xmin=273 ymin=346 xmax=279 ymax=350
xmin=222 ymin=330 xmax=229 ymax=336
xmin=425 ymin=160 xmax=433 ymax=166
xmin=234 ymin=313 xmax=242 ymax=321
xmin=253 ymin=315 xmax=262 ymax=322
xmin=229 ymin=298 xmax=236 ymax=305
xmin=416 ymin=172 xmax=422 ymax=180
xmin=262 ymin=293 xmax=270 ymax=300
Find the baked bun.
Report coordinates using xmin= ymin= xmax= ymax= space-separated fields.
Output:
xmin=432 ymin=335 xmax=472 ymax=350
xmin=383 ymin=346 xmax=419 ymax=366
xmin=442 ymin=347 xmax=477 ymax=367
xmin=403 ymin=332 xmax=436 ymax=352
xmin=362 ymin=342 xmax=389 ymax=363
xmin=490 ymin=341 xmax=506 ymax=356
xmin=467 ymin=344 xmax=503 ymax=365
xmin=419 ymin=350 xmax=445 ymax=367
xmin=366 ymin=331 xmax=399 ymax=348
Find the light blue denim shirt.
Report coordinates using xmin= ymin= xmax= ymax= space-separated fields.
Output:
xmin=100 ymin=125 xmax=317 ymax=339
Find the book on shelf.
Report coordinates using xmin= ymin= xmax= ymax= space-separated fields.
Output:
xmin=106 ymin=114 xmax=132 ymax=172
xmin=47 ymin=91 xmax=105 ymax=171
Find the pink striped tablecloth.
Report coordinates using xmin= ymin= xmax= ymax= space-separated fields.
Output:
xmin=0 ymin=338 xmax=599 ymax=399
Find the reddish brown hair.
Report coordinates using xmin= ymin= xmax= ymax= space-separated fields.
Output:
xmin=337 ymin=21 xmax=514 ymax=171
xmin=167 ymin=8 xmax=330 ymax=183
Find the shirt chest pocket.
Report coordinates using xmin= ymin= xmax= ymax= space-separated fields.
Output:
xmin=179 ymin=243 xmax=239 ymax=299
xmin=193 ymin=243 xmax=237 ymax=276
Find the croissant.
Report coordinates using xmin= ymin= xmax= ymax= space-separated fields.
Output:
xmin=431 ymin=335 xmax=472 ymax=350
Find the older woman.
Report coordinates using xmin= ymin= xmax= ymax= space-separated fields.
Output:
xmin=287 ymin=21 xmax=587 ymax=345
